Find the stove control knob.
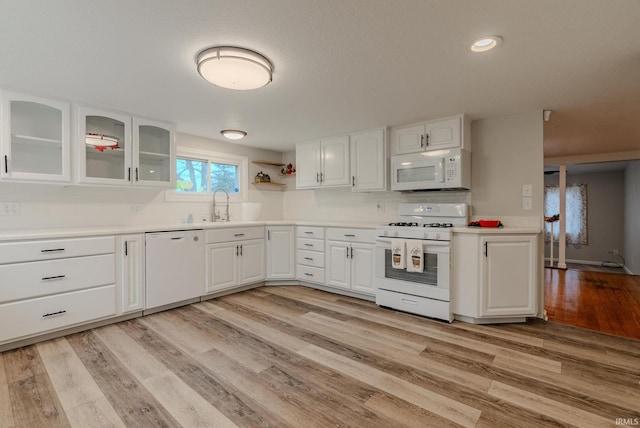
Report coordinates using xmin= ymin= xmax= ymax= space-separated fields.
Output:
xmin=392 ymin=231 xmax=398 ymax=237
xmin=383 ymin=230 xmax=388 ymax=236
xmin=434 ymin=233 xmax=441 ymax=240
xmin=423 ymin=232 xmax=429 ymax=239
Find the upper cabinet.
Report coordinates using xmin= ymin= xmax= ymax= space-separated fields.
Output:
xmin=296 ymin=135 xmax=350 ymax=189
xmin=391 ymin=114 xmax=470 ymax=155
xmin=77 ymin=106 xmax=175 ymax=188
xmin=350 ymin=128 xmax=386 ymax=192
xmin=0 ymin=90 xmax=71 ymax=183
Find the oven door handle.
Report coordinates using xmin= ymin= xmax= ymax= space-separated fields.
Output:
xmin=376 ymin=237 xmax=450 ymax=247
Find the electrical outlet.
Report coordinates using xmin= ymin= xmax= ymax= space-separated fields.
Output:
xmin=0 ymin=202 xmax=20 ymax=216
xmin=522 ymin=197 xmax=532 ymax=210
xmin=609 ymin=249 xmax=620 ymax=255
xmin=522 ymin=184 xmax=533 ymax=197
xmin=130 ymin=204 xmax=144 ymax=213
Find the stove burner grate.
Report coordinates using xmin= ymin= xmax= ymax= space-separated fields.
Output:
xmin=424 ymin=223 xmax=454 ymax=228
xmin=388 ymin=222 xmax=419 ymax=227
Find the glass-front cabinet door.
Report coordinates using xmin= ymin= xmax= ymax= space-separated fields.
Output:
xmin=0 ymin=90 xmax=70 ymax=182
xmin=133 ymin=117 xmax=175 ymax=188
xmin=77 ymin=106 xmax=132 ymax=185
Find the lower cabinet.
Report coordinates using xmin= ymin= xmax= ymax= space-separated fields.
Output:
xmin=117 ymin=234 xmax=145 ymax=314
xmin=325 ymin=228 xmax=376 ymax=296
xmin=206 ymin=227 xmax=265 ymax=294
xmin=266 ymin=226 xmax=295 ymax=280
xmin=453 ymin=232 xmax=538 ymax=322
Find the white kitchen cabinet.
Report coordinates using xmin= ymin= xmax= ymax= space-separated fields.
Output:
xmin=77 ymin=106 xmax=175 ymax=188
xmin=452 ymin=232 xmax=538 ymax=323
xmin=391 ymin=115 xmax=469 ymax=155
xmin=266 ymin=226 xmax=295 ymax=280
xmin=117 ymin=234 xmax=145 ymax=314
xmin=206 ymin=227 xmax=265 ymax=294
xmin=296 ymin=136 xmax=350 ymax=189
xmin=0 ymin=235 xmax=116 ymax=345
xmin=296 ymin=226 xmax=325 ymax=284
xmin=325 ymin=228 xmax=376 ymax=296
xmin=0 ymin=90 xmax=71 ymax=182
xmin=350 ymin=128 xmax=387 ymax=192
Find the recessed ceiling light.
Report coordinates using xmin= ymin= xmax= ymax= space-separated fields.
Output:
xmin=197 ymin=46 xmax=273 ymax=90
xmin=220 ymin=129 xmax=247 ymax=140
xmin=469 ymin=36 xmax=503 ymax=53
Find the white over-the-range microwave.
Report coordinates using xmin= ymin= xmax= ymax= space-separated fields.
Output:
xmin=391 ymin=148 xmax=471 ymax=191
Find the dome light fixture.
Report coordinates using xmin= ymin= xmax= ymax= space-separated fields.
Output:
xmin=469 ymin=36 xmax=503 ymax=53
xmin=220 ymin=129 xmax=247 ymax=140
xmin=197 ymin=46 xmax=273 ymax=90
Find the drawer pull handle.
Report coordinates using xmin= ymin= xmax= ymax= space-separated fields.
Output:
xmin=42 ymin=310 xmax=66 ymax=318
xmin=304 ymin=272 xmax=314 ymax=277
xmin=304 ymin=231 xmax=313 ymax=235
xmin=344 ymin=234 xmax=355 ymax=237
xmin=401 ymin=298 xmax=418 ymax=305
xmin=304 ymin=257 xmax=313 ymax=261
xmin=41 ymin=275 xmax=66 ymax=281
xmin=304 ymin=243 xmax=313 ymax=247
xmin=41 ymin=248 xmax=65 ymax=253
xmin=234 ymin=233 xmax=245 ymax=237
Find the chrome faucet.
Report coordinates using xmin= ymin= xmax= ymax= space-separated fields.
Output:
xmin=212 ymin=188 xmax=230 ymax=222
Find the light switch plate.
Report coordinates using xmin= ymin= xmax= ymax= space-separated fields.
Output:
xmin=0 ymin=202 xmax=20 ymax=216
xmin=522 ymin=197 xmax=533 ymax=210
xmin=522 ymin=184 xmax=533 ymax=197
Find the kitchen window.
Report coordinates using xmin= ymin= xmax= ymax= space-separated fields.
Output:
xmin=166 ymin=147 xmax=248 ymax=202
xmin=544 ymin=184 xmax=588 ymax=245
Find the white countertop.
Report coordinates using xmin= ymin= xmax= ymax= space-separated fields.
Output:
xmin=0 ymin=220 xmax=382 ymax=242
xmin=453 ymin=226 xmax=542 ymax=234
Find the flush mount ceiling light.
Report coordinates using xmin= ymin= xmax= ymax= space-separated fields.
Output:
xmin=469 ymin=36 xmax=503 ymax=52
xmin=85 ymin=133 xmax=118 ymax=147
xmin=220 ymin=129 xmax=247 ymax=140
xmin=197 ymin=46 xmax=273 ymax=90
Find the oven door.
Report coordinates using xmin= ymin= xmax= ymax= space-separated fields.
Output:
xmin=375 ymin=237 xmax=450 ymax=301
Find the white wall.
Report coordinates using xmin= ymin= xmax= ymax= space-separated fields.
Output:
xmin=0 ymin=132 xmax=284 ymax=230
xmin=470 ymin=111 xmax=544 ymax=223
xmin=624 ymin=160 xmax=640 ymax=274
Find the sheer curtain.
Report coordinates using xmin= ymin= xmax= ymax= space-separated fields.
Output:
xmin=544 ymin=184 xmax=588 ymax=244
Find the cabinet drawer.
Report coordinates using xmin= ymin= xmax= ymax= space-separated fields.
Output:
xmin=0 ymin=236 xmax=114 ymax=264
xmin=296 ymin=226 xmax=325 ymax=239
xmin=297 ymin=250 xmax=325 ymax=268
xmin=296 ymin=265 xmax=325 ymax=285
xmin=0 ymin=285 xmax=116 ymax=344
xmin=206 ymin=227 xmax=265 ymax=244
xmin=297 ymin=238 xmax=324 ymax=252
xmin=325 ymin=228 xmax=375 ymax=243
xmin=0 ymin=254 xmax=115 ymax=303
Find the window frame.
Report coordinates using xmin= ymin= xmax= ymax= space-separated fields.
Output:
xmin=165 ymin=147 xmax=248 ymax=202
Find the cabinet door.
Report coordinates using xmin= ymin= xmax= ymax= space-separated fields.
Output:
xmin=119 ymin=234 xmax=144 ymax=314
xmin=238 ymin=239 xmax=265 ymax=285
xmin=266 ymin=227 xmax=295 ymax=280
xmin=1 ymin=90 xmax=70 ymax=182
xmin=77 ymin=106 xmax=132 ymax=185
xmin=320 ymin=135 xmax=350 ymax=187
xmin=350 ymin=243 xmax=375 ymax=295
xmin=350 ymin=129 xmax=386 ymax=192
xmin=393 ymin=124 xmax=425 ymax=154
xmin=296 ymin=141 xmax=321 ymax=189
xmin=206 ymin=242 xmax=239 ymax=293
xmin=480 ymin=235 xmax=537 ymax=317
xmin=326 ymin=241 xmax=350 ymax=289
xmin=133 ymin=117 xmax=175 ymax=188
xmin=425 ymin=117 xmax=461 ymax=150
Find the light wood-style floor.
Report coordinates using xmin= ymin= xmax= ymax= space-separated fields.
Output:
xmin=2 ymin=285 xmax=639 ymax=427
xmin=545 ymin=268 xmax=640 ymax=339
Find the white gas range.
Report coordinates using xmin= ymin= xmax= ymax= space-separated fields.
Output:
xmin=375 ymin=203 xmax=468 ymax=322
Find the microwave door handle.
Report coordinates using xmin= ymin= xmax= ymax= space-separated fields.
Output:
xmin=440 ymin=158 xmax=445 ymax=183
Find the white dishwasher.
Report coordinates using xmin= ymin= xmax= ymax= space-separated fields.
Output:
xmin=145 ymin=229 xmax=204 ymax=312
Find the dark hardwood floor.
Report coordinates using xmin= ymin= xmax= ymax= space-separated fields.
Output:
xmin=2 ymin=285 xmax=639 ymax=427
xmin=544 ymin=267 xmax=640 ymax=339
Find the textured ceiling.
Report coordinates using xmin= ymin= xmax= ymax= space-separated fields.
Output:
xmin=1 ymin=0 xmax=638 ymax=156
